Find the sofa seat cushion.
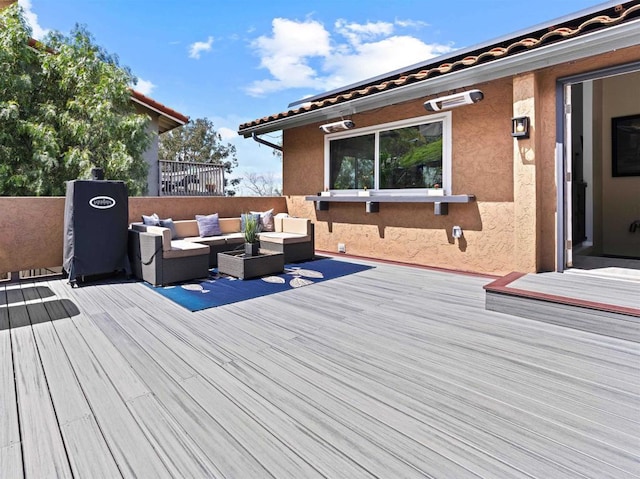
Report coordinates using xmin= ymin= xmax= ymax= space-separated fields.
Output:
xmin=163 ymin=240 xmax=210 ymax=259
xmin=223 ymin=232 xmax=245 ymax=244
xmin=259 ymin=232 xmax=311 ymax=245
xmin=181 ymin=235 xmax=227 ymax=247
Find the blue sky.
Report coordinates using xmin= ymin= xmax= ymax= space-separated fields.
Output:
xmin=20 ymin=0 xmax=602 ymax=192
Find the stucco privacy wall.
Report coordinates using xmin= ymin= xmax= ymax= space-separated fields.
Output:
xmin=0 ymin=196 xmax=287 ymax=275
xmin=284 ymin=46 xmax=640 ymax=275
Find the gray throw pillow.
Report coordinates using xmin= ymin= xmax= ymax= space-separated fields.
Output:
xmin=241 ymin=213 xmax=261 ymax=233
xmin=142 ymin=213 xmax=160 ymax=226
xmin=196 ymin=213 xmax=221 ymax=237
xmin=250 ymin=208 xmax=274 ymax=232
xmin=159 ymin=218 xmax=178 ymax=240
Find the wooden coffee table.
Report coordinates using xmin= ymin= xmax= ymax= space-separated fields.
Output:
xmin=217 ymin=250 xmax=284 ymax=279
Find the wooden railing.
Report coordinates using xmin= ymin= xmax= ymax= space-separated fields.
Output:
xmin=159 ymin=160 xmax=225 ymax=196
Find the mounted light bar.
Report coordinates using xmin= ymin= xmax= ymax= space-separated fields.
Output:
xmin=423 ymin=89 xmax=484 ymax=112
xmin=319 ymin=119 xmax=355 ymax=133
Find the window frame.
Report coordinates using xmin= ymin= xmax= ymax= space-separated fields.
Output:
xmin=323 ymin=112 xmax=452 ymax=195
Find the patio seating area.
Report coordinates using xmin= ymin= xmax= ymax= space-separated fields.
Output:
xmin=1 ymin=257 xmax=638 ymax=478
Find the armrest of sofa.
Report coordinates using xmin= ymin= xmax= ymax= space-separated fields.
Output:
xmin=128 ymin=229 xmax=163 ymax=284
xmin=130 ymin=223 xmax=172 ymax=252
xmin=281 ymin=217 xmax=311 ymax=235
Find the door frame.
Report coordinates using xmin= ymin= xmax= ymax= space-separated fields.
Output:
xmin=555 ymin=60 xmax=640 ymax=271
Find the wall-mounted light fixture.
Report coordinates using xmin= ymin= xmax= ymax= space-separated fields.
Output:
xmin=424 ymin=89 xmax=484 ymax=112
xmin=319 ymin=119 xmax=355 ymax=133
xmin=452 ymin=225 xmax=463 ymax=239
xmin=511 ymin=116 xmax=530 ymax=139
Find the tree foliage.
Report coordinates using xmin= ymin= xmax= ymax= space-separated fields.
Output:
xmin=159 ymin=117 xmax=240 ymax=196
xmin=242 ymin=171 xmax=281 ymax=196
xmin=0 ymin=4 xmax=151 ymax=196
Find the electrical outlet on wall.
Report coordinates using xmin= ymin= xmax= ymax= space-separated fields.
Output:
xmin=338 ymin=243 xmax=346 ymax=253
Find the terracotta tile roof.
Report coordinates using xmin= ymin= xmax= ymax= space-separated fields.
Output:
xmin=130 ymin=89 xmax=189 ymax=126
xmin=239 ymin=2 xmax=640 ymax=134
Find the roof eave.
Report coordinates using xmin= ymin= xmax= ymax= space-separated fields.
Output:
xmin=239 ymin=18 xmax=640 ymax=138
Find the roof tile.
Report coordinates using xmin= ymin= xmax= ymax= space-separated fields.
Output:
xmin=239 ymin=3 xmax=640 ymax=133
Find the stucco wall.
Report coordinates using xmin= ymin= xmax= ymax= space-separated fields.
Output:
xmin=284 ymin=79 xmax=516 ymax=275
xmin=600 ymin=71 xmax=640 ymax=257
xmin=284 ymin=46 xmax=640 ymax=275
xmin=0 ymin=196 xmax=287 ymax=275
xmin=134 ymin=104 xmax=160 ymax=196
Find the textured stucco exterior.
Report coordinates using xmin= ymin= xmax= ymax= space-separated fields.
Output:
xmin=133 ymin=104 xmax=161 ymax=196
xmin=0 ymin=196 xmax=287 ymax=275
xmin=283 ymin=46 xmax=640 ymax=275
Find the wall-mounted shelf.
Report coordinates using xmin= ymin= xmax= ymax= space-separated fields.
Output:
xmin=304 ymin=194 xmax=475 ymax=215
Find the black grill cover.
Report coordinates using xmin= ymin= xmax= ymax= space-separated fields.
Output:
xmin=63 ymin=180 xmax=130 ymax=282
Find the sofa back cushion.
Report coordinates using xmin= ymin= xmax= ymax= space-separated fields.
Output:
xmin=282 ymin=217 xmax=310 ymax=235
xmin=173 ymin=220 xmax=200 ymax=238
xmin=219 ymin=217 xmax=241 ymax=234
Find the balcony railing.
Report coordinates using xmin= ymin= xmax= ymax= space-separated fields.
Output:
xmin=159 ymin=160 xmax=225 ymax=196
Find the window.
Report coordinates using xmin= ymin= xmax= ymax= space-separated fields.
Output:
xmin=326 ymin=113 xmax=451 ymax=193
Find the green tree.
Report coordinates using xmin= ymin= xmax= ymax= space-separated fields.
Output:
xmin=159 ymin=117 xmax=240 ymax=196
xmin=0 ymin=4 xmax=151 ymax=196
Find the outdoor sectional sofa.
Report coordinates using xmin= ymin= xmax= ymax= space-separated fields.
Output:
xmin=128 ymin=216 xmax=314 ymax=286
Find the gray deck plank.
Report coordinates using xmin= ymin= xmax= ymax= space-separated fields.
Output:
xmin=46 ymin=281 xmax=173 ymax=478
xmin=105 ymin=272 xmax=637 ymax=477
xmin=121 ymin=317 xmax=379 ymax=478
xmin=286 ymin=332 xmax=638 ymax=477
xmin=87 ymin=309 xmax=272 ymax=478
xmin=2 ymin=257 xmax=637 ymax=479
xmin=31 ymin=290 xmax=123 ymax=479
xmin=126 ymin=393 xmax=226 ymax=478
xmin=0 ymin=288 xmax=23 ymax=479
xmin=91 ymin=291 xmax=369 ymax=479
xmin=53 ymin=283 xmax=244 ymax=478
xmin=511 ymin=272 xmax=640 ymax=309
xmin=6 ymin=284 xmax=73 ymax=478
xmin=107 ymin=287 xmax=470 ymax=478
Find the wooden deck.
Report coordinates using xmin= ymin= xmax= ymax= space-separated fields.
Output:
xmin=1 ymin=259 xmax=639 ymax=478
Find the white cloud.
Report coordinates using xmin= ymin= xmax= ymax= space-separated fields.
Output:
xmin=334 ymin=19 xmax=394 ymax=45
xmin=246 ymin=17 xmax=454 ymax=97
xmin=218 ymin=127 xmax=238 ymax=141
xmin=395 ymin=19 xmax=429 ymax=29
xmin=134 ymin=78 xmax=156 ymax=96
xmin=323 ymin=36 xmax=452 ymax=90
xmin=18 ymin=0 xmax=49 ymax=40
xmin=247 ymin=18 xmax=331 ymax=96
xmin=189 ymin=36 xmax=213 ymax=59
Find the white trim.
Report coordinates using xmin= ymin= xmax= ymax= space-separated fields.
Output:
xmin=323 ymin=112 xmax=452 ymax=194
xmin=240 ymin=19 xmax=640 ymax=137
xmin=583 ymin=80 xmax=594 ymax=247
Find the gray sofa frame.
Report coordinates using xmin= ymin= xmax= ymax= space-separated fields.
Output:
xmin=128 ymin=230 xmax=209 ymax=286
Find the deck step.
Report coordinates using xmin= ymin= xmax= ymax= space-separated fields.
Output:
xmin=485 ymin=272 xmax=640 ymax=342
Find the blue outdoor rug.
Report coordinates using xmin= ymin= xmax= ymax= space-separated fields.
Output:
xmin=149 ymin=257 xmax=373 ymax=311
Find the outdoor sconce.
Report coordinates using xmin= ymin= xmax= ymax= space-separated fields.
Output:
xmin=320 ymin=120 xmax=355 ymax=133
xmin=511 ymin=116 xmax=530 ymax=139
